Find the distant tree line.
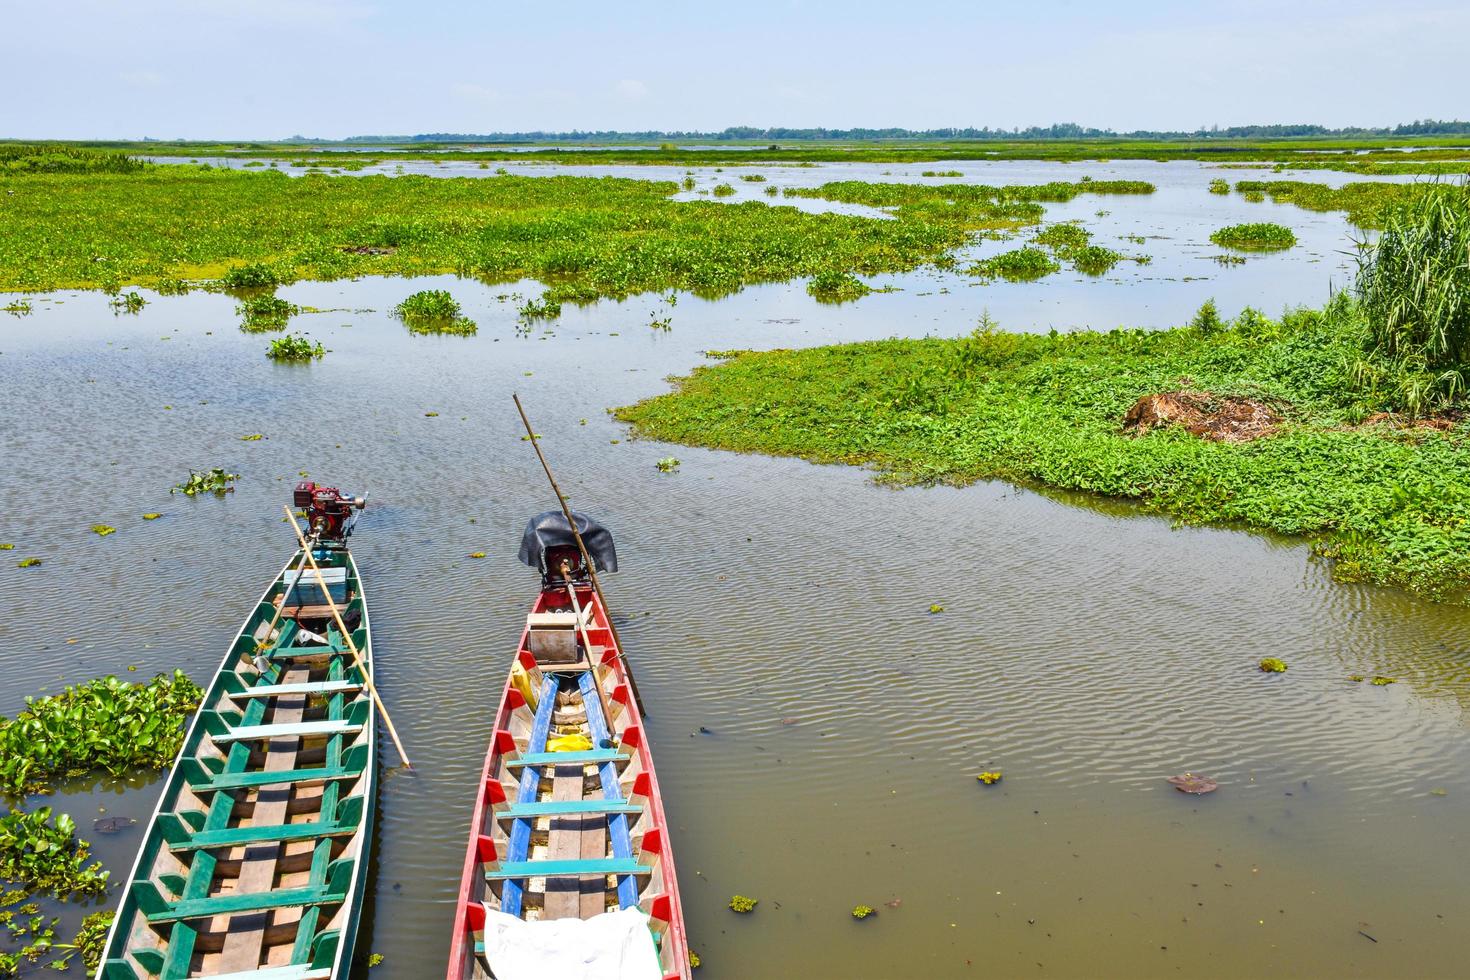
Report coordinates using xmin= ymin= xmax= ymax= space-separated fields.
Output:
xmin=334 ymin=120 xmax=1470 ymax=143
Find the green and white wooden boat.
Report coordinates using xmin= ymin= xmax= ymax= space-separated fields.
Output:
xmin=97 ymin=484 xmax=375 ymax=980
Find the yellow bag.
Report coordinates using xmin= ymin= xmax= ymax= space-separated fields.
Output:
xmin=548 ymin=733 xmax=593 ymax=753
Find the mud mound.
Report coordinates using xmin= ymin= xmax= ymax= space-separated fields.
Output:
xmin=1123 ymin=390 xmax=1282 ymax=442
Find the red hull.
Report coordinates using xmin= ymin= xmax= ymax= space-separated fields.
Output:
xmin=446 ymin=584 xmax=689 ymax=979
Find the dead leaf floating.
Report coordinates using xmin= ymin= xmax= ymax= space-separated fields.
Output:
xmin=1167 ymin=773 xmax=1219 ymax=794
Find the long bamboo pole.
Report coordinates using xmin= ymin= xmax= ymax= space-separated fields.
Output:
xmin=513 ymin=394 xmax=649 ymax=718
xmin=254 ymin=547 xmax=312 ymax=655
xmin=284 ymin=506 xmax=412 ymax=768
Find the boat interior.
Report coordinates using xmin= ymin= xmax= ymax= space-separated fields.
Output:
xmin=101 ymin=551 xmax=375 ymax=980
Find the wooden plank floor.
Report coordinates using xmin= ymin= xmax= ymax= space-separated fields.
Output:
xmin=213 ymin=666 xmax=310 ymax=971
xmin=542 ymin=765 xmax=604 ymax=920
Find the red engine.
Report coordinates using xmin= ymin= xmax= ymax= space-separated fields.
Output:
xmin=293 ymin=481 xmax=366 ymax=544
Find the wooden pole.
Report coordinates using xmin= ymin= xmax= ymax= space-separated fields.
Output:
xmin=254 ymin=547 xmax=312 ymax=655
xmin=513 ymin=393 xmax=649 ymax=718
xmin=284 ymin=506 xmax=413 ymax=768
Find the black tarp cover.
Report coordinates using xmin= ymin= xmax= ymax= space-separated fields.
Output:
xmin=517 ymin=510 xmax=618 ymax=573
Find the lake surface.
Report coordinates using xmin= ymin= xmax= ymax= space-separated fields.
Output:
xmin=2 ymin=161 xmax=1467 ymax=978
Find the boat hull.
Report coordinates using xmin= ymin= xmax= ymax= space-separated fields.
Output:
xmin=96 ymin=549 xmax=377 ymax=980
xmin=447 ymin=584 xmax=689 ymax=980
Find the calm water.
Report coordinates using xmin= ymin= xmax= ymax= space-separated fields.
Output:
xmin=2 ymin=162 xmax=1467 ymax=978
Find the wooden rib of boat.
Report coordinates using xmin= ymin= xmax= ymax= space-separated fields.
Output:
xmin=97 ymin=484 xmax=375 ymax=980
xmin=447 ymin=512 xmax=689 ymax=980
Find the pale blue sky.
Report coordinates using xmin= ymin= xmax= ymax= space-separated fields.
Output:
xmin=3 ymin=0 xmax=1465 ymax=140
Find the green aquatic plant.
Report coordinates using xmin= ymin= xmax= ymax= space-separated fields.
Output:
xmin=153 ymin=277 xmax=191 ymax=295
xmin=0 ymin=144 xmax=143 ymax=175
xmin=681 ymin=175 xmax=696 ymax=191
xmin=221 ymin=261 xmax=281 ymax=289
xmin=64 ymin=910 xmax=114 ymax=972
xmin=1259 ymin=657 xmax=1288 ymax=673
xmin=739 ymin=174 xmax=767 ymax=182
xmin=921 ymin=170 xmax=964 ymax=177
xmin=518 ymin=296 xmax=562 ymax=321
xmin=1233 ymin=180 xmax=1422 ymax=228
xmin=689 ymin=950 xmax=701 ymax=969
xmin=1211 ymin=223 xmax=1297 ymax=251
xmin=141 ymin=513 xmax=162 ymax=520
xmin=711 ymin=183 xmax=736 ymax=197
xmin=0 ymin=809 xmax=107 ymax=898
xmin=89 ymin=525 xmax=115 ymax=537
xmin=266 ymin=334 xmax=325 ymax=362
xmin=728 ymin=895 xmax=758 ymax=913
xmin=1032 ymin=223 xmax=1091 ymax=252
xmin=967 ymin=247 xmax=1059 ymax=281
xmin=617 ymin=295 xmax=1470 ymax=599
xmin=1069 ymin=244 xmax=1127 ymax=275
xmin=764 ymin=185 xmax=779 ymax=196
xmin=171 ymin=468 xmax=237 ymax=497
xmin=15 ymin=558 xmax=40 ymax=569
xmin=655 ymin=457 xmax=681 ymax=472
xmin=929 ymin=604 xmax=944 ymax=613
xmin=807 ymin=270 xmax=872 ymax=302
xmin=851 ymin=905 xmax=876 ymax=919
xmin=1209 ymin=178 xmax=1230 ymax=194
xmin=1370 ymin=676 xmax=1396 ymax=686
xmin=0 ymin=672 xmax=203 ymax=795
xmin=108 ymin=291 xmax=146 ymax=314
xmin=237 ymin=295 xmax=298 ymax=331
xmin=2 ymin=300 xmax=31 ymax=316
xmin=395 ymin=289 xmax=478 ymax=334
xmin=976 ymin=771 xmax=1002 ymax=784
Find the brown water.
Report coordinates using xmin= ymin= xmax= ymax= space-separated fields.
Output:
xmin=2 ymin=164 xmax=1468 ymax=979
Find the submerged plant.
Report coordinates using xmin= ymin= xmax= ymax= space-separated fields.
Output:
xmin=171 ymin=468 xmax=237 ymax=497
xmin=108 ymin=291 xmax=146 ymax=315
xmin=517 ymin=296 xmax=562 ymax=321
xmin=1211 ymin=223 xmax=1297 ymax=251
xmin=266 ymin=333 xmax=325 ymax=362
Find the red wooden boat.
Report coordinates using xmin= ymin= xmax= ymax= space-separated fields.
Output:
xmin=447 ymin=512 xmax=689 ymax=980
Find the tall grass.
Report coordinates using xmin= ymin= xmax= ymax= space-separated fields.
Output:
xmin=1354 ymin=185 xmax=1470 ymax=415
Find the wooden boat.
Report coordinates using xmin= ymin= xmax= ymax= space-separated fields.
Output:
xmin=97 ymin=483 xmax=375 ymax=980
xmin=447 ymin=512 xmax=689 ymax=980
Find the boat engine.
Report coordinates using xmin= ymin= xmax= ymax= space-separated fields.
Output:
xmin=294 ymin=481 xmax=366 ymax=546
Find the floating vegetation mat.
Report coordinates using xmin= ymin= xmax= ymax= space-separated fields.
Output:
xmin=0 ymin=170 xmax=1149 ymax=300
xmin=617 ymin=295 xmax=1470 ymax=599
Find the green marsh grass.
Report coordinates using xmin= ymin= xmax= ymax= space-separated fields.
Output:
xmin=1353 ymin=185 xmax=1470 ymax=415
xmin=618 ymin=295 xmax=1470 ymax=598
xmin=0 ymin=170 xmax=1135 ymax=300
